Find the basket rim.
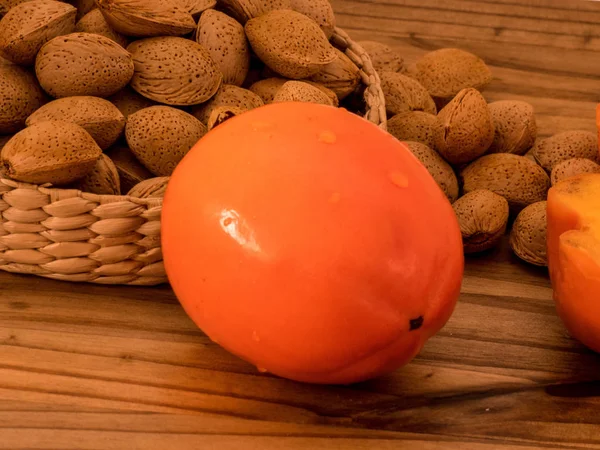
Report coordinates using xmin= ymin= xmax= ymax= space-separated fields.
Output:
xmin=331 ymin=26 xmax=388 ymax=131
xmin=0 ymin=177 xmax=163 ymax=208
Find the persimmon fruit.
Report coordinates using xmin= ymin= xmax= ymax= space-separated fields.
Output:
xmin=547 ymin=107 xmax=600 ymax=352
xmin=548 ymin=174 xmax=600 ymax=352
xmin=161 ymin=102 xmax=464 ymax=384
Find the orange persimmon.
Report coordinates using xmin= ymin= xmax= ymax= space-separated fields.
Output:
xmin=161 ymin=102 xmax=464 ymax=385
xmin=547 ymin=172 xmax=600 ymax=352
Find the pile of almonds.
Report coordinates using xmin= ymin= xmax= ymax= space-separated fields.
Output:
xmin=365 ymin=43 xmax=599 ymax=267
xmin=0 ymin=0 xmax=363 ymax=197
xmin=1 ymin=0 xmax=597 ymax=270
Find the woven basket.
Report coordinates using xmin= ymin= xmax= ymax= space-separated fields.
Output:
xmin=0 ymin=27 xmax=387 ymax=286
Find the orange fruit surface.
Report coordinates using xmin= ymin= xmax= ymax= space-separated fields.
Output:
xmin=162 ymin=102 xmax=464 ymax=384
xmin=546 ymin=107 xmax=600 ymax=352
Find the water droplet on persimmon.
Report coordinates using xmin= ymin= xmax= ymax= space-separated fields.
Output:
xmin=389 ymin=171 xmax=409 ymax=188
xmin=318 ymin=131 xmax=337 ymax=144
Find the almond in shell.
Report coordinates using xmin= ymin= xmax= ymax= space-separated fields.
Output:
xmin=550 ymin=158 xmax=600 ymax=186
xmin=404 ymin=141 xmax=459 ymax=203
xmin=108 ymin=85 xmax=158 ymax=119
xmin=72 ymin=153 xmax=120 ymax=195
xmin=245 ymin=9 xmax=337 ymax=79
xmin=196 ymin=9 xmax=250 ymax=87
xmin=95 ymin=0 xmax=196 ymax=37
xmin=0 ymin=134 xmax=12 ymax=151
xmin=509 ymin=201 xmax=547 ymax=266
xmin=75 ymin=8 xmax=128 ymax=48
xmin=532 ymin=130 xmax=598 ymax=172
xmin=308 ymin=48 xmax=361 ymax=101
xmin=273 ymin=80 xmax=333 ymax=105
xmin=128 ymin=37 xmax=222 ymax=106
xmin=249 ymin=77 xmax=287 ymax=103
xmin=192 ymin=84 xmax=264 ymax=124
xmin=219 ymin=0 xmax=290 ymax=24
xmin=488 ymin=100 xmax=537 ymax=155
xmin=524 ymin=148 xmax=537 ymax=164
xmin=35 ymin=32 xmax=134 ymax=98
xmin=206 ymin=106 xmax=247 ymax=130
xmin=1 ymin=120 xmax=102 ymax=185
xmin=380 ymin=71 xmax=437 ymax=117
xmin=128 ymin=176 xmax=169 ymax=198
xmin=289 ymin=0 xmax=335 ymax=38
xmin=460 ymin=153 xmax=550 ymax=213
xmin=304 ymin=81 xmax=338 ymax=106
xmin=73 ymin=0 xmax=96 ymax=20
xmin=105 ymin=144 xmax=152 ymax=193
xmin=414 ymin=48 xmax=493 ymax=109
xmin=452 ymin=189 xmax=509 ymax=254
xmin=181 ymin=0 xmax=216 ymax=19
xmin=126 ymin=106 xmax=207 ymax=176
xmin=387 ymin=111 xmax=436 ymax=149
xmin=434 ymin=88 xmax=494 ymax=166
xmin=26 ymin=96 xmax=126 ymax=150
xmin=0 ymin=64 xmax=47 ymax=134
xmin=0 ymin=0 xmax=31 ymax=17
xmin=0 ymin=0 xmax=77 ymax=65
xmin=357 ymin=40 xmax=404 ymax=73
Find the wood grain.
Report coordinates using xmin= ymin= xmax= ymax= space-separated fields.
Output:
xmin=3 ymin=0 xmax=600 ymax=448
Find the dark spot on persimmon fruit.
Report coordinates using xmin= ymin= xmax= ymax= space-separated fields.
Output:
xmin=410 ymin=316 xmax=424 ymax=331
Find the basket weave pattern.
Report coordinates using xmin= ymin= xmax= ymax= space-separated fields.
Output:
xmin=0 ymin=28 xmax=386 ymax=286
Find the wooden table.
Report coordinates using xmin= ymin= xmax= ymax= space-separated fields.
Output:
xmin=3 ymin=0 xmax=600 ymax=448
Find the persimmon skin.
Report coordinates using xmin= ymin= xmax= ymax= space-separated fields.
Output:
xmin=548 ymin=173 xmax=600 ymax=353
xmin=162 ymin=102 xmax=464 ymax=384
